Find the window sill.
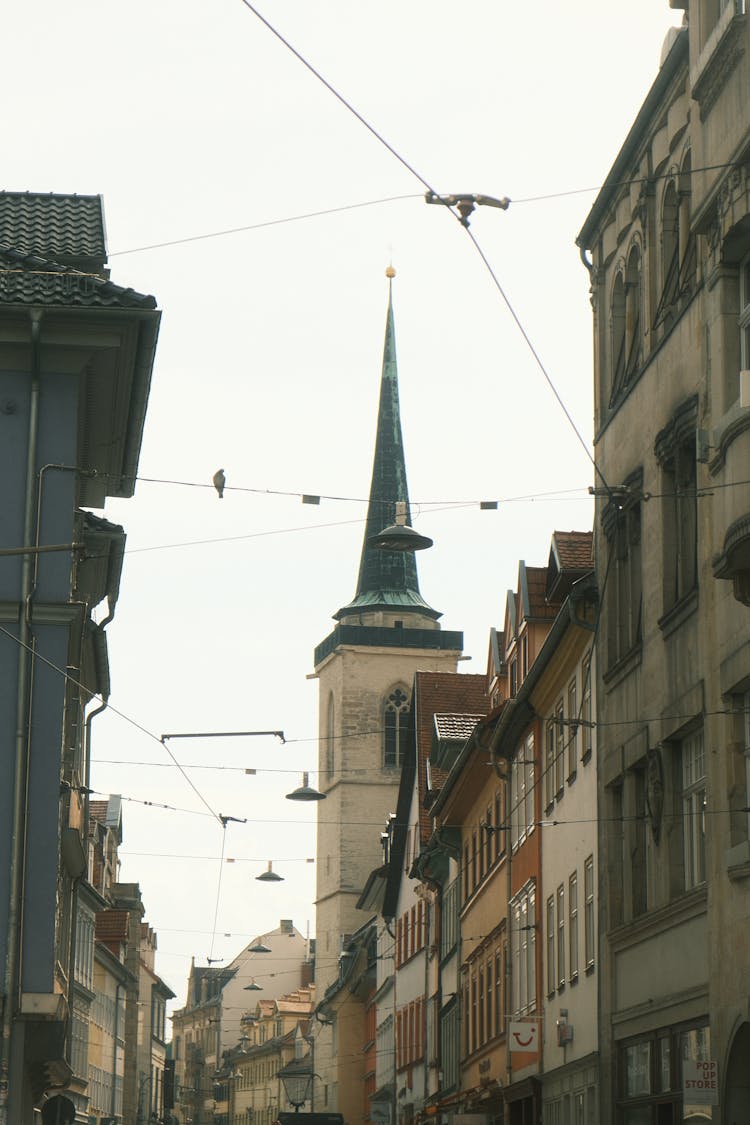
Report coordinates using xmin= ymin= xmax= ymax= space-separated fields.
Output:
xmin=658 ymin=588 xmax=698 ymax=638
xmin=585 ymin=963 xmax=595 ymax=977
xmin=581 ymin=748 xmax=592 ymax=765
xmin=569 ymin=972 xmax=579 ymax=987
xmin=727 ymin=839 xmax=750 ymax=881
xmin=567 ymin=770 xmax=577 ymax=786
xmin=603 ymin=643 xmax=642 ymax=690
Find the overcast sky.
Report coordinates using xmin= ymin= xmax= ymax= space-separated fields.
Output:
xmin=6 ymin=2 xmax=682 ymax=1014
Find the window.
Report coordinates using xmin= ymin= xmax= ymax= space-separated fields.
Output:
xmin=682 ymin=731 xmax=706 ymax=889
xmin=584 ymin=856 xmax=595 ymax=969
xmin=603 ymin=484 xmax=642 ymax=668
xmin=556 ymin=884 xmax=565 ymax=990
xmin=493 ymin=787 xmax=506 ymax=862
xmin=744 ymin=691 xmax=750 ymax=842
xmin=440 ymin=1003 xmax=459 ymax=1091
xmin=511 ymin=882 xmax=537 ymax=1016
xmin=326 ymin=694 xmax=335 ymax=779
xmin=546 ymin=896 xmax=555 ymax=997
xmin=655 ymin=396 xmax=698 ymax=615
xmin=581 ymin=654 xmax=593 ymax=762
xmin=741 ymin=251 xmax=750 ymax=370
xmin=555 ymin=701 xmax=565 ymax=796
xmin=567 ymin=678 xmax=578 ymax=780
xmin=569 ymin=872 xmax=579 ymax=981
xmin=384 ymin=686 xmax=409 ymax=768
xmin=618 ymin=1023 xmax=712 ymax=1123
xmin=545 ymin=721 xmax=555 ymax=810
xmin=511 ymin=734 xmax=536 ymax=850
xmin=610 ymin=246 xmax=643 ymax=405
xmin=494 ymin=945 xmax=505 ymax=1037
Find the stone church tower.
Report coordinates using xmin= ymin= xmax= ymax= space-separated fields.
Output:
xmin=312 ymin=278 xmax=463 ymax=1105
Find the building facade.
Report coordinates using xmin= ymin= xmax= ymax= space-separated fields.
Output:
xmin=577 ymin=5 xmax=750 ymax=1119
xmin=0 ymin=191 xmax=160 ymax=1122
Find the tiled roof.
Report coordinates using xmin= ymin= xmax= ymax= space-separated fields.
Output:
xmin=433 ymin=713 xmax=483 ymax=742
xmin=96 ymin=909 xmax=129 ymax=944
xmin=89 ymin=800 xmax=109 ymax=824
xmin=0 ymin=247 xmax=156 ymax=309
xmin=553 ymin=530 xmax=593 ymax=571
xmin=525 ymin=564 xmax=558 ymax=620
xmin=414 ymin=672 xmax=489 ymax=842
xmin=0 ymin=192 xmax=106 ymax=262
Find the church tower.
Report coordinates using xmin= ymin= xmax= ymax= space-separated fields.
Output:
xmin=313 ymin=273 xmax=464 ymax=1013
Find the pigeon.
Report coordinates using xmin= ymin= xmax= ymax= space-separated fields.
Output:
xmin=213 ymin=469 xmax=226 ymax=499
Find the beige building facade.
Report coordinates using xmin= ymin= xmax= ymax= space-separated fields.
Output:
xmin=578 ymin=5 xmax=750 ymax=1119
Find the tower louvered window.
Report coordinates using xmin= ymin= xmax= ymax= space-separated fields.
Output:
xmin=384 ymin=687 xmax=409 ymax=767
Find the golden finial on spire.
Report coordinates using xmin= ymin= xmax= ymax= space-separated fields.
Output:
xmin=385 ymin=265 xmax=396 ymax=279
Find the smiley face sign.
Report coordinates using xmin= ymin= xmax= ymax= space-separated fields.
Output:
xmin=508 ymin=1021 xmax=539 ymax=1052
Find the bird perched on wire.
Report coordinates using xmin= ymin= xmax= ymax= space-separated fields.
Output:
xmin=213 ymin=468 xmax=226 ymax=499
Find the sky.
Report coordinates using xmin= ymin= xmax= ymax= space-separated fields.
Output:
xmin=5 ymin=2 xmax=683 ymax=1015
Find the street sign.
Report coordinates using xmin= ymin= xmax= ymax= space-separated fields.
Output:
xmin=508 ymin=1022 xmax=539 ymax=1053
xmin=682 ymin=1059 xmax=719 ymax=1106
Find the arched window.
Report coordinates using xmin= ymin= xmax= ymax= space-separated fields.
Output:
xmin=384 ymin=686 xmax=410 ymax=768
xmin=325 ymin=693 xmax=335 ymax=779
xmin=624 ymin=244 xmax=643 ymax=384
xmin=610 ymin=272 xmax=626 ymax=405
xmin=679 ymin=152 xmax=696 ymax=294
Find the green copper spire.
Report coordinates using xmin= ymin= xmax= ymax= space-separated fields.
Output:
xmin=335 ymin=279 xmax=440 ymax=622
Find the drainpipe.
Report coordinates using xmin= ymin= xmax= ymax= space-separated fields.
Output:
xmin=0 ymin=309 xmax=43 ymax=1123
xmin=112 ymin=981 xmax=122 ymax=1120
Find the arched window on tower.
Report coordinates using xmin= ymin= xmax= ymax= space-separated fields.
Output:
xmin=326 ymin=693 xmax=335 ymax=779
xmin=384 ymin=686 xmax=410 ymax=769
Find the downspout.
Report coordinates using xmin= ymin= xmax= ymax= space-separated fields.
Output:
xmin=0 ymin=309 xmax=43 ymax=1122
xmin=112 ymin=981 xmax=122 ymax=1120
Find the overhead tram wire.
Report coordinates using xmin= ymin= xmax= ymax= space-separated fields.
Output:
xmin=0 ymin=622 xmax=223 ymax=824
xmin=236 ymin=1 xmax=614 ymax=503
xmin=100 ymin=165 xmax=749 ymax=260
xmin=107 ymin=194 xmax=422 ymax=258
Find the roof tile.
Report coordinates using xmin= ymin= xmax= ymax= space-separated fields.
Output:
xmin=0 ymin=191 xmax=106 ymax=262
xmin=413 ymin=672 xmax=489 ymax=842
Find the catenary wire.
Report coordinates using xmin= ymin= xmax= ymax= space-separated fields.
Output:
xmin=0 ymin=623 xmax=223 ymax=823
xmin=235 ymin=2 xmax=614 ymax=499
xmin=107 ymin=194 xmax=422 ymax=257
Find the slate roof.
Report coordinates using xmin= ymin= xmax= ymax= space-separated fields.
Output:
xmin=413 ymin=672 xmax=489 ymax=842
xmin=0 ymin=246 xmax=156 ymax=309
xmin=0 ymin=192 xmax=156 ymax=309
xmin=335 ymin=285 xmax=439 ymax=622
xmin=0 ymin=192 xmax=106 ymax=263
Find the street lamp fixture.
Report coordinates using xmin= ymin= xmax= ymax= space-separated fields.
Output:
xmin=278 ymin=1057 xmax=314 ymax=1112
xmin=285 ymin=773 xmax=326 ymax=802
xmin=255 ymin=861 xmax=283 ymax=883
xmin=367 ymin=501 xmax=432 ymax=553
